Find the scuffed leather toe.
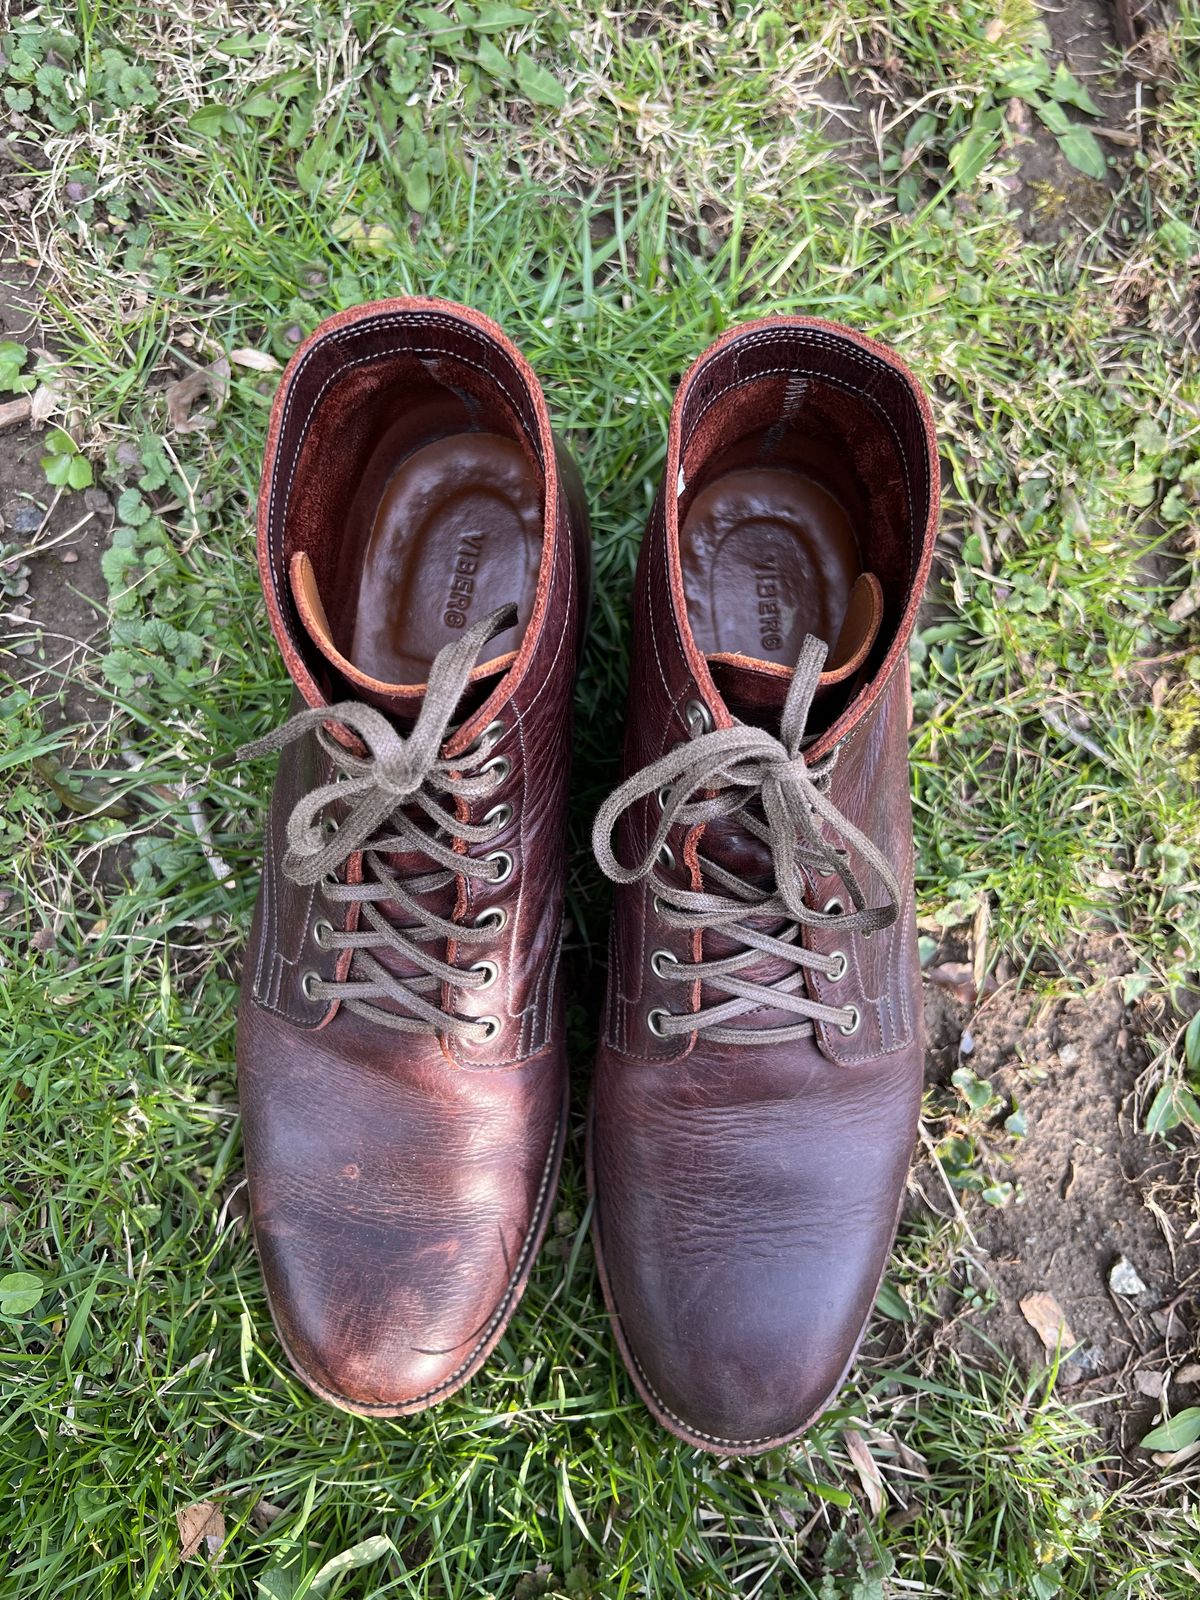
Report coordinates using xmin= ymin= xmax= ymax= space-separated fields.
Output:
xmin=591 ymin=1043 xmax=921 ymax=1452
xmin=240 ymin=1003 xmax=564 ymax=1414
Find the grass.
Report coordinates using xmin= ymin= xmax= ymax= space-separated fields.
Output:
xmin=2 ymin=0 xmax=1199 ymax=1595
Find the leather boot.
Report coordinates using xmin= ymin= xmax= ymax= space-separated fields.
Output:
xmin=236 ymin=298 xmax=589 ymax=1414
xmin=590 ymin=316 xmax=939 ymax=1454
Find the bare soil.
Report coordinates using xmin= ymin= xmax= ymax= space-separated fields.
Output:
xmin=0 ymin=260 xmax=113 ymax=728
xmin=918 ymin=937 xmax=1200 ymax=1471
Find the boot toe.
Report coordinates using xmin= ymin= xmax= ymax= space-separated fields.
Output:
xmin=261 ymin=1233 xmax=517 ymax=1413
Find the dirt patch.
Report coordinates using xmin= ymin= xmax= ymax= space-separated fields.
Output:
xmin=919 ymin=935 xmax=1200 ymax=1471
xmin=0 ymin=261 xmax=114 ymax=728
xmin=1009 ymin=0 xmax=1142 ymax=245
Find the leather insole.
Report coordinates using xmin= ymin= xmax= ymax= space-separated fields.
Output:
xmin=342 ymin=432 xmax=543 ymax=684
xmin=680 ymin=467 xmax=862 ymax=665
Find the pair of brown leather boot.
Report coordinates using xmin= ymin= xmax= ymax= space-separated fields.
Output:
xmin=235 ymin=298 xmax=938 ymax=1454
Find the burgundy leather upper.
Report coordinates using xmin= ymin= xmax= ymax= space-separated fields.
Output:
xmin=237 ymin=299 xmax=588 ymax=1412
xmin=590 ymin=316 xmax=939 ymax=1452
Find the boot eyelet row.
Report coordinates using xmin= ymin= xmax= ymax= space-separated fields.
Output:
xmin=685 ymin=699 xmax=713 ymax=738
xmin=486 ymin=848 xmax=514 ymax=884
xmin=469 ymin=719 xmax=505 ymax=757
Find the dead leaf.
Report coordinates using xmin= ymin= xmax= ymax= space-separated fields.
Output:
xmin=250 ymin=1497 xmax=285 ymax=1530
xmin=1175 ymin=1363 xmax=1200 ymax=1385
xmin=925 ymin=962 xmax=977 ymax=1005
xmin=176 ymin=1500 xmax=225 ymax=1565
xmin=29 ymin=381 xmax=60 ymax=427
xmin=842 ymin=1427 xmax=886 ymax=1518
xmin=166 ymin=359 xmax=230 ymax=433
xmin=1020 ymin=1291 xmax=1078 ymax=1355
xmin=229 ymin=347 xmax=281 ymax=373
xmin=1135 ymin=1369 xmax=1166 ymax=1399
xmin=1152 ymin=1438 xmax=1200 ymax=1470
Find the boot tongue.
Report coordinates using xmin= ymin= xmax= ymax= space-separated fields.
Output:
xmin=707 ymin=571 xmax=883 ymax=724
xmin=289 ymin=551 xmax=512 ymax=722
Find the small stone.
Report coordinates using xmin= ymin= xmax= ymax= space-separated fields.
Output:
xmin=1135 ymin=1369 xmax=1165 ymax=1398
xmin=959 ymin=1028 xmax=975 ymax=1056
xmin=1110 ymin=1256 xmax=1150 ymax=1297
xmin=30 ymin=926 xmax=55 ymax=952
xmin=60 ymin=550 xmax=78 ymax=563
xmin=1058 ymin=1042 xmax=1080 ymax=1069
xmin=83 ymin=487 xmax=111 ymax=514
xmin=9 ymin=503 xmax=43 ymax=537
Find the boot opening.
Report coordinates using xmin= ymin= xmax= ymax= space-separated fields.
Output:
xmin=674 ymin=322 xmax=934 ymax=714
xmin=263 ymin=305 xmax=549 ymax=699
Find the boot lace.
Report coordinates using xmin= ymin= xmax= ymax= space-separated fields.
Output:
xmin=240 ymin=604 xmax=519 ymax=1043
xmin=592 ymin=634 xmax=901 ymax=1045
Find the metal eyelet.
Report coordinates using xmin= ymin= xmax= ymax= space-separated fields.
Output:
xmin=827 ymin=950 xmax=848 ymax=982
xmin=470 ymin=719 xmax=505 ymax=756
xmin=321 ymin=872 xmax=339 ymax=893
xmin=476 ymin=1015 xmax=501 ymax=1042
xmin=652 ymin=893 xmax=669 ymax=918
xmin=470 ymin=959 xmax=499 ymax=990
xmin=313 ymin=919 xmax=334 ymax=951
xmin=474 ymin=905 xmax=508 ymax=933
xmin=481 ymin=753 xmax=511 ymax=785
xmin=650 ymin=949 xmax=678 ymax=979
xmin=323 ymin=815 xmax=340 ymax=837
xmin=823 ymin=896 xmax=846 ymax=916
xmin=685 ymin=699 xmax=713 ymax=738
xmin=485 ymin=848 xmax=514 ymax=885
xmin=482 ymin=801 xmax=512 ymax=833
xmin=658 ymin=841 xmax=675 ymax=869
xmin=647 ymin=1007 xmax=671 ymax=1038
xmin=656 ymin=785 xmax=672 ymax=810
xmin=839 ymin=1005 xmax=861 ymax=1036
xmin=301 ymin=970 xmax=320 ymax=1001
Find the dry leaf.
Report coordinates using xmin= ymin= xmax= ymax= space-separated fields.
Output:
xmin=842 ymin=1427 xmax=886 ymax=1518
xmin=251 ymin=1498 xmax=285 ymax=1531
xmin=29 ymin=381 xmax=60 ymax=427
xmin=229 ymin=347 xmax=281 ymax=373
xmin=925 ymin=962 xmax=977 ymax=1005
xmin=176 ymin=1500 xmax=225 ymax=1565
xmin=1152 ymin=1439 xmax=1200 ymax=1470
xmin=1175 ymin=1363 xmax=1200 ymax=1385
xmin=166 ymin=359 xmax=230 ymax=433
xmin=1020 ymin=1291 xmax=1078 ymax=1355
xmin=1135 ymin=1369 xmax=1166 ymax=1399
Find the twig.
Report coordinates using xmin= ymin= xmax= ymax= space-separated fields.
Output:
xmin=0 ymin=395 xmax=32 ymax=433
